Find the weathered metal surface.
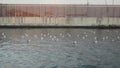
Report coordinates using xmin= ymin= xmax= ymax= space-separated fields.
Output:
xmin=0 ymin=4 xmax=120 ymax=17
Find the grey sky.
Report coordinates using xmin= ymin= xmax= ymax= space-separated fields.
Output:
xmin=0 ymin=0 xmax=120 ymax=5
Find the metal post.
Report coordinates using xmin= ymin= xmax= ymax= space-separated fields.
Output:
xmin=64 ymin=6 xmax=65 ymax=18
xmin=15 ymin=4 xmax=16 ymax=23
xmin=105 ymin=0 xmax=109 ymax=25
xmin=113 ymin=0 xmax=115 ymax=17
xmin=112 ymin=0 xmax=115 ymax=24
xmin=87 ymin=1 xmax=89 ymax=17
xmin=39 ymin=5 xmax=40 ymax=24
xmin=2 ymin=4 xmax=5 ymax=22
xmin=20 ymin=5 xmax=23 ymax=24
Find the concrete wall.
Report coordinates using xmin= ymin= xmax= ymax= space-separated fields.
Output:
xmin=0 ymin=17 xmax=120 ymax=26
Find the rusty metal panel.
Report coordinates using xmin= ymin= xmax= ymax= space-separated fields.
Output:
xmin=0 ymin=4 xmax=120 ymax=17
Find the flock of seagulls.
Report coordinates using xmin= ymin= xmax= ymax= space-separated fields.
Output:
xmin=1 ymin=30 xmax=120 ymax=44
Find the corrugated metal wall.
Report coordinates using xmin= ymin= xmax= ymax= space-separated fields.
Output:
xmin=0 ymin=4 xmax=120 ymax=17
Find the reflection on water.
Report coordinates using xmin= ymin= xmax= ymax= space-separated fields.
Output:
xmin=0 ymin=28 xmax=120 ymax=68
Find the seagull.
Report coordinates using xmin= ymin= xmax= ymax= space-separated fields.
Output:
xmin=2 ymin=32 xmax=6 ymax=38
xmin=2 ymin=32 xmax=5 ymax=36
xmin=94 ymin=37 xmax=97 ymax=40
xmin=117 ymin=36 xmax=120 ymax=39
xmin=25 ymin=33 xmax=28 ymax=37
xmin=94 ymin=40 xmax=98 ymax=44
xmin=102 ymin=37 xmax=105 ymax=41
xmin=82 ymin=36 xmax=85 ymax=39
xmin=41 ymin=37 xmax=44 ymax=40
xmin=73 ymin=41 xmax=77 ymax=44
xmin=85 ymin=35 xmax=88 ymax=37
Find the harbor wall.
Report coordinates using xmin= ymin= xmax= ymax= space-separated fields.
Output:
xmin=0 ymin=17 xmax=120 ymax=26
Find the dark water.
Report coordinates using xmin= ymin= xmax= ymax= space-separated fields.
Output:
xmin=0 ymin=28 xmax=120 ymax=68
